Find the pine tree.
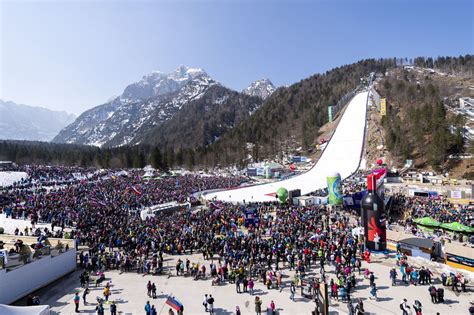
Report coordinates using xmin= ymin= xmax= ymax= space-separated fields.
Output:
xmin=150 ymin=147 xmax=163 ymax=170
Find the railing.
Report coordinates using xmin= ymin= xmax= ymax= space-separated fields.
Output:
xmin=0 ymin=246 xmax=72 ymax=271
xmin=0 ymin=235 xmax=74 ymax=271
xmin=332 ymin=90 xmax=357 ymax=118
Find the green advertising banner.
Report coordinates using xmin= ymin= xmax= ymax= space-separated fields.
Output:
xmin=327 ymin=172 xmax=342 ymax=205
xmin=328 ymin=106 xmax=333 ymax=122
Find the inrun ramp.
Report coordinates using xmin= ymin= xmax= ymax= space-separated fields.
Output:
xmin=205 ymin=91 xmax=369 ymax=203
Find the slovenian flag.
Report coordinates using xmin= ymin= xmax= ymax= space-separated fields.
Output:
xmin=309 ymin=234 xmax=319 ymax=242
xmin=130 ymin=186 xmax=142 ymax=196
xmin=165 ymin=296 xmax=183 ymax=311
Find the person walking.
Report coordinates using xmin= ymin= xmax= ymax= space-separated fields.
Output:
xmin=268 ymin=300 xmax=276 ymax=315
xmin=355 ymin=299 xmax=364 ymax=315
xmin=151 ymin=283 xmax=157 ymax=299
xmin=103 ymin=286 xmax=111 ymax=302
xmin=147 ymin=281 xmax=152 ymax=297
xmin=290 ymin=282 xmax=296 ymax=301
xmin=207 ymin=294 xmax=215 ymax=314
xmin=369 ymin=272 xmax=375 ymax=287
xmin=96 ymin=302 xmax=105 ymax=315
xmin=369 ymin=283 xmax=378 ymax=301
xmin=436 ymin=287 xmax=444 ymax=303
xmin=400 ymin=298 xmax=410 ymax=315
xmin=110 ymin=301 xmax=117 ymax=315
xmin=73 ymin=292 xmax=80 ymax=313
xmin=203 ymin=294 xmax=208 ymax=312
xmin=243 ymin=277 xmax=249 ymax=293
xmin=177 ymin=304 xmax=184 ymax=315
xmin=429 ymin=286 xmax=437 ymax=303
xmin=355 ymin=258 xmax=361 ymax=275
xmin=413 ymin=300 xmax=422 ymax=315
xmin=249 ymin=278 xmax=255 ymax=295
xmin=82 ymin=288 xmax=89 ymax=305
xmin=347 ymin=299 xmax=355 ymax=315
xmin=236 ymin=278 xmax=241 ymax=293
xmin=145 ymin=301 xmax=151 ymax=315
xmin=255 ymin=296 xmax=262 ymax=315
xmin=236 ymin=306 xmax=241 ymax=315
xmin=390 ymin=268 xmax=397 ymax=286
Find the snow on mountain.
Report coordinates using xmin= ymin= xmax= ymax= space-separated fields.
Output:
xmin=0 ymin=100 xmax=76 ymax=141
xmin=242 ymin=79 xmax=276 ymax=100
xmin=53 ymin=66 xmax=218 ymax=147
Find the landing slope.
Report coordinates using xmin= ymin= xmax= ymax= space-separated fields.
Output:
xmin=205 ymin=91 xmax=369 ymax=202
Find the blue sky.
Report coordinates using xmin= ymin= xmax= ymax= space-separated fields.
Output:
xmin=1 ymin=0 xmax=472 ymax=115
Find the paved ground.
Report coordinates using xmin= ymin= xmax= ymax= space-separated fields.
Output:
xmin=14 ymin=251 xmax=472 ymax=315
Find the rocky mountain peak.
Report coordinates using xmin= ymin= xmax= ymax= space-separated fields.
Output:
xmin=242 ymin=78 xmax=276 ymax=100
xmin=121 ymin=66 xmax=215 ymax=101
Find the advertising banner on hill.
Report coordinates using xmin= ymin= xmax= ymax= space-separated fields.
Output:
xmin=328 ymin=106 xmax=333 ymax=122
xmin=380 ymin=98 xmax=387 ymax=116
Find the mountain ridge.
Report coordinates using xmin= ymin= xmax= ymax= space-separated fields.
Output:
xmin=53 ymin=66 xmax=219 ymax=146
xmin=0 ymin=100 xmax=76 ymax=141
xmin=53 ymin=66 xmax=266 ymax=149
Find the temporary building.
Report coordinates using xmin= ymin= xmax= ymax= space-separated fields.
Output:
xmin=444 ymin=242 xmax=474 ymax=272
xmin=386 ymin=230 xmax=434 ymax=260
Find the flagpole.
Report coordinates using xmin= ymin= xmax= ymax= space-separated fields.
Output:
xmin=158 ymin=296 xmax=168 ymax=315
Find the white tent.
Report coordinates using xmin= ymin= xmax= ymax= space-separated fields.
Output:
xmin=0 ymin=305 xmax=50 ymax=315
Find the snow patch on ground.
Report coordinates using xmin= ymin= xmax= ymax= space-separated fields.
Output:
xmin=0 ymin=214 xmax=53 ymax=234
xmin=0 ymin=172 xmax=28 ymax=187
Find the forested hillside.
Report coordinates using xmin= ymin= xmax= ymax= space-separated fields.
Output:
xmin=377 ymin=55 xmax=473 ymax=171
xmin=194 ymin=58 xmax=396 ymax=166
xmin=413 ymin=55 xmax=473 ymax=76
xmin=138 ymin=85 xmax=263 ymax=150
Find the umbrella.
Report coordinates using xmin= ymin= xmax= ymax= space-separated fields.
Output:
xmin=413 ymin=217 xmax=440 ymax=227
xmin=440 ymin=222 xmax=474 ymax=233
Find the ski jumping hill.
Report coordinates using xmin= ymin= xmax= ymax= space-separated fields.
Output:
xmin=204 ymin=91 xmax=369 ymax=203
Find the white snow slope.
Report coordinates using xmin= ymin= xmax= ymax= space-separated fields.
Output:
xmin=204 ymin=91 xmax=369 ymax=203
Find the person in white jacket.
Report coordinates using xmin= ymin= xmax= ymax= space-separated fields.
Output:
xmin=202 ymin=294 xmax=208 ymax=312
xmin=400 ymin=298 xmax=411 ymax=315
